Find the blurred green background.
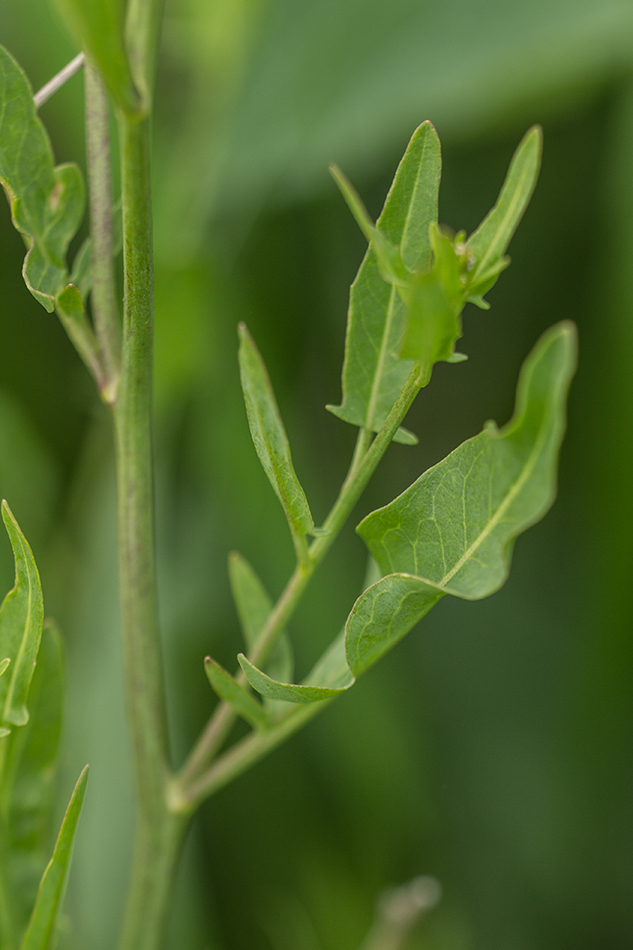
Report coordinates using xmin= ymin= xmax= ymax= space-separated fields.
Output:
xmin=1 ymin=0 xmax=633 ymax=948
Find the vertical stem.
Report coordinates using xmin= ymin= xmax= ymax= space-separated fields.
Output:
xmin=84 ymin=58 xmax=121 ymax=403
xmin=114 ymin=111 xmax=177 ymax=950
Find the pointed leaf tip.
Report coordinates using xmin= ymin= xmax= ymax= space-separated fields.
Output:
xmin=466 ymin=126 xmax=542 ymax=290
xmin=0 ymin=501 xmax=44 ymax=728
xmin=238 ymin=324 xmax=314 ymax=542
xmin=329 ymin=120 xmax=441 ymax=438
xmin=20 ymin=765 xmax=89 ymax=950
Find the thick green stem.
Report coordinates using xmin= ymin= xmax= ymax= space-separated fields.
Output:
xmin=114 ymin=111 xmax=174 ymax=950
xmin=176 ymin=365 xmax=424 ymax=801
xmin=84 ymin=58 xmax=121 ymax=402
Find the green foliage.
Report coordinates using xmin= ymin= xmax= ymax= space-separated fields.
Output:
xmin=238 ymin=323 xmax=315 ymax=551
xmin=20 ymin=765 xmax=89 ymax=950
xmin=239 ymin=321 xmax=576 ymax=702
xmin=0 ymin=12 xmax=583 ymax=950
xmin=0 ymin=46 xmax=84 ymax=314
xmin=50 ymin=0 xmax=139 ymax=113
xmin=330 ymin=124 xmax=542 ymax=391
xmin=327 ymin=120 xmax=441 ymax=443
xmin=0 ymin=503 xmax=44 ymax=729
xmin=0 ymin=508 xmax=83 ymax=950
xmin=228 ymin=552 xmax=294 ymax=689
xmin=466 ymin=126 xmax=542 ymax=303
xmin=205 ymin=658 xmax=271 ymax=730
xmin=1 ymin=623 xmax=64 ymax=935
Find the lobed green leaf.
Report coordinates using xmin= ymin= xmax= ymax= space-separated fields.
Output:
xmin=19 ymin=766 xmax=89 ymax=950
xmin=238 ymin=325 xmax=314 ymax=544
xmin=466 ymin=126 xmax=542 ymax=299
xmin=0 ymin=46 xmax=85 ymax=313
xmin=0 ymin=502 xmax=44 ymax=729
xmin=350 ymin=321 xmax=576 ymax=673
xmin=327 ymin=121 xmax=441 ymax=444
xmin=51 ymin=0 xmax=139 ymax=113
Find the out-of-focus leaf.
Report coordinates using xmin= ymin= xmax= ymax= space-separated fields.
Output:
xmin=0 ymin=502 xmax=44 ymax=729
xmin=228 ymin=552 xmax=293 ymax=683
xmin=51 ymin=0 xmax=139 ymax=113
xmin=238 ymin=323 xmax=314 ymax=542
xmin=349 ymin=321 xmax=577 ymax=674
xmin=20 ymin=765 xmax=89 ymax=950
xmin=2 ymin=623 xmax=64 ymax=933
xmin=0 ymin=45 xmax=84 ymax=313
xmin=466 ymin=126 xmax=542 ymax=301
xmin=205 ymin=657 xmax=271 ymax=730
xmin=327 ymin=121 xmax=440 ymax=444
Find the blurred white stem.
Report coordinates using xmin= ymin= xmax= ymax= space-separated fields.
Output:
xmin=34 ymin=52 xmax=84 ymax=109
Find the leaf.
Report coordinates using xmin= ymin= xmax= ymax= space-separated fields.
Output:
xmin=349 ymin=321 xmax=577 ymax=674
xmin=20 ymin=765 xmax=89 ymax=950
xmin=238 ymin=646 xmax=353 ymax=704
xmin=327 ymin=121 xmax=441 ymax=443
xmin=204 ymin=658 xmax=271 ymax=730
xmin=0 ymin=502 xmax=44 ymax=728
xmin=228 ymin=552 xmax=293 ymax=681
xmin=2 ymin=623 xmax=64 ymax=933
xmin=466 ymin=126 xmax=542 ymax=298
xmin=0 ymin=45 xmax=85 ymax=313
xmin=228 ymin=552 xmax=293 ymax=714
xmin=238 ymin=324 xmax=314 ymax=540
xmin=51 ymin=0 xmax=139 ymax=114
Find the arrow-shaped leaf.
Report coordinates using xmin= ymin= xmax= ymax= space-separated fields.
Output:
xmin=0 ymin=502 xmax=44 ymax=729
xmin=0 ymin=46 xmax=85 ymax=313
xmin=350 ymin=321 xmax=576 ymax=674
xmin=19 ymin=765 xmax=89 ymax=950
xmin=238 ymin=325 xmax=314 ymax=546
xmin=327 ymin=121 xmax=441 ymax=444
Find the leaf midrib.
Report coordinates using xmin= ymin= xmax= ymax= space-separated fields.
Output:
xmin=437 ymin=412 xmax=548 ymax=590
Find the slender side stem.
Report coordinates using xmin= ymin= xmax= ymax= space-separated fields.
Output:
xmin=33 ymin=52 xmax=84 ymax=110
xmin=177 ymin=365 xmax=424 ymax=797
xmin=114 ymin=111 xmax=173 ymax=950
xmin=84 ymin=59 xmax=121 ymax=404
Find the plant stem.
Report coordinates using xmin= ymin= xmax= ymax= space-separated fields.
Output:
xmin=114 ymin=110 xmax=173 ymax=950
xmin=176 ymin=364 xmax=424 ymax=801
xmin=84 ymin=58 xmax=121 ymax=403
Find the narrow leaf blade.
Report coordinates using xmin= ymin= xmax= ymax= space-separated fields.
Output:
xmin=466 ymin=126 xmax=542 ymax=289
xmin=358 ymin=322 xmax=577 ymax=599
xmin=0 ymin=46 xmax=85 ymax=311
xmin=328 ymin=121 xmax=441 ymax=439
xmin=20 ymin=766 xmax=89 ymax=950
xmin=205 ymin=658 xmax=270 ymax=730
xmin=0 ymin=502 xmax=44 ymax=728
xmin=51 ymin=0 xmax=139 ymax=113
xmin=238 ymin=324 xmax=314 ymax=539
xmin=3 ymin=623 xmax=64 ymax=931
